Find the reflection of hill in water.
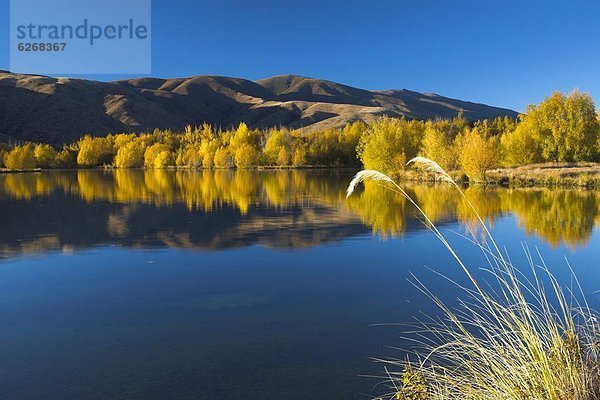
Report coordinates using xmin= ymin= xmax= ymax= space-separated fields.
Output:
xmin=0 ymin=193 xmax=369 ymax=257
xmin=0 ymin=170 xmax=598 ymax=259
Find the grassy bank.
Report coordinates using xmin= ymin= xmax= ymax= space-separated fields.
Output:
xmin=347 ymin=160 xmax=600 ymax=400
xmin=397 ymin=162 xmax=600 ymax=188
xmin=485 ymin=162 xmax=600 ymax=188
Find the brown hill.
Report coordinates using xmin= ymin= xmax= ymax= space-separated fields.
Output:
xmin=0 ymin=71 xmax=518 ymax=145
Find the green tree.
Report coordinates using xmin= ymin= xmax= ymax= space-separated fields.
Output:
xmin=306 ymin=128 xmax=347 ymax=165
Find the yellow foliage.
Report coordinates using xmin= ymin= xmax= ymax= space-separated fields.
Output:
xmin=213 ymin=147 xmax=235 ymax=168
xmin=358 ymin=117 xmax=424 ymax=175
xmin=202 ymin=153 xmax=214 ymax=168
xmin=421 ymin=124 xmax=459 ymax=171
xmin=501 ymin=123 xmax=541 ymax=166
xmin=292 ymin=147 xmax=307 ymax=167
xmin=144 ymin=143 xmax=171 ymax=168
xmin=458 ymin=127 xmax=500 ymax=182
xmin=153 ymin=151 xmax=174 ymax=169
xmin=4 ymin=145 xmax=37 ymax=170
xmin=115 ymin=141 xmax=145 ymax=168
xmin=56 ymin=148 xmax=77 ymax=168
xmin=264 ymin=128 xmax=291 ymax=165
xmin=33 ymin=144 xmax=57 ymax=168
xmin=234 ymin=143 xmax=260 ymax=168
xmin=276 ymin=147 xmax=290 ymax=166
xmin=77 ymin=136 xmax=114 ymax=167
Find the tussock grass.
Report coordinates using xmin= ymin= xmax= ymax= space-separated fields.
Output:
xmin=347 ymin=158 xmax=600 ymax=400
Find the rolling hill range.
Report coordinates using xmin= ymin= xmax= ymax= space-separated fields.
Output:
xmin=0 ymin=71 xmax=518 ymax=146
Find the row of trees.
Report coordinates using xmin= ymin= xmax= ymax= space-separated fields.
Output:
xmin=0 ymin=122 xmax=364 ymax=171
xmin=359 ymin=90 xmax=600 ymax=181
xmin=2 ymin=90 xmax=599 ymax=182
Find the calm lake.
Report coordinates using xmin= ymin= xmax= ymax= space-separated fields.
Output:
xmin=1 ymin=169 xmax=600 ymax=399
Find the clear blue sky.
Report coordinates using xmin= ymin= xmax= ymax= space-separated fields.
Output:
xmin=1 ymin=0 xmax=599 ymax=112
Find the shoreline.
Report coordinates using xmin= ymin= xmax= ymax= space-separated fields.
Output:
xmin=4 ymin=163 xmax=600 ymax=189
xmin=398 ymin=162 xmax=600 ymax=189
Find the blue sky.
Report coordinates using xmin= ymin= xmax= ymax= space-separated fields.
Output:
xmin=0 ymin=0 xmax=599 ymax=112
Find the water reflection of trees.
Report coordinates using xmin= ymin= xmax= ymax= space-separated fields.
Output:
xmin=1 ymin=170 xmax=598 ymax=250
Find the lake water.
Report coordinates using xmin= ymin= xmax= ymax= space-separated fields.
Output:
xmin=1 ymin=169 xmax=600 ymax=399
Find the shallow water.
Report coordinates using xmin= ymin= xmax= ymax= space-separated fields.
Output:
xmin=1 ymin=169 xmax=600 ymax=399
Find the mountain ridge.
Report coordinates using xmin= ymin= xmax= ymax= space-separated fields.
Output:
xmin=0 ymin=71 xmax=519 ymax=145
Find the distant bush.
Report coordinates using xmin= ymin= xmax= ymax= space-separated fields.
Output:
xmin=115 ymin=141 xmax=145 ymax=168
xmin=0 ymin=149 xmax=7 ymax=168
xmin=500 ymin=123 xmax=541 ymax=166
xmin=4 ymin=145 xmax=37 ymax=170
xmin=358 ymin=117 xmax=424 ymax=175
xmin=56 ymin=147 xmax=78 ymax=168
xmin=214 ymin=147 xmax=235 ymax=168
xmin=292 ymin=146 xmax=307 ymax=167
xmin=520 ymin=91 xmax=599 ymax=162
xmin=421 ymin=116 xmax=467 ymax=171
xmin=276 ymin=147 xmax=290 ymax=166
xmin=153 ymin=151 xmax=174 ymax=169
xmin=77 ymin=136 xmax=114 ymax=167
xmin=144 ymin=143 xmax=171 ymax=168
xmin=264 ymin=128 xmax=291 ymax=165
xmin=234 ymin=143 xmax=261 ymax=168
xmin=457 ymin=126 xmax=500 ymax=182
xmin=33 ymin=144 xmax=58 ymax=168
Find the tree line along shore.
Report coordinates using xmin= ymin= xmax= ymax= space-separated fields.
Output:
xmin=2 ymin=90 xmax=600 ymax=187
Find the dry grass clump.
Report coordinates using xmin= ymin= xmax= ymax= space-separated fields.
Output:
xmin=347 ymin=157 xmax=600 ymax=400
xmin=487 ymin=162 xmax=600 ymax=188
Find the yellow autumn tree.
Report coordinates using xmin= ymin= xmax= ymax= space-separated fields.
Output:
xmin=264 ymin=128 xmax=291 ymax=165
xmin=4 ymin=145 xmax=37 ymax=170
xmin=276 ymin=147 xmax=290 ymax=166
xmin=292 ymin=146 xmax=307 ymax=167
xmin=77 ymin=136 xmax=114 ymax=167
xmin=457 ymin=126 xmax=500 ymax=181
xmin=33 ymin=144 xmax=58 ymax=168
xmin=115 ymin=141 xmax=146 ymax=168
xmin=153 ymin=151 xmax=174 ymax=168
xmin=358 ymin=117 xmax=424 ymax=175
xmin=234 ymin=143 xmax=261 ymax=168
xmin=144 ymin=143 xmax=171 ymax=168
xmin=213 ymin=147 xmax=235 ymax=168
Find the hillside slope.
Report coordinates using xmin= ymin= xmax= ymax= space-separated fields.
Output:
xmin=0 ymin=72 xmax=518 ymax=145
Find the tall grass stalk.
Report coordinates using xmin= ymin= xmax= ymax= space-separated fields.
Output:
xmin=347 ymin=158 xmax=600 ymax=400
